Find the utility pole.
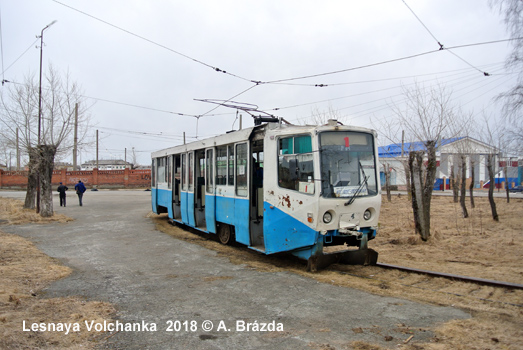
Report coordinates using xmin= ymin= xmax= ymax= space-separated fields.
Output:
xmin=96 ymin=129 xmax=99 ymax=169
xmin=73 ymin=103 xmax=78 ymax=170
xmin=125 ymin=147 xmax=127 ymax=164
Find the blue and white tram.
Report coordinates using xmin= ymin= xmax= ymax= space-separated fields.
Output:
xmin=151 ymin=119 xmax=381 ymax=270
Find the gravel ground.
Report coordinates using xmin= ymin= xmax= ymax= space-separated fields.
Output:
xmin=0 ymin=190 xmax=469 ymax=349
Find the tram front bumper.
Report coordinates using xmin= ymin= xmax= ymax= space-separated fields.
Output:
xmin=306 ymin=248 xmax=379 ymax=272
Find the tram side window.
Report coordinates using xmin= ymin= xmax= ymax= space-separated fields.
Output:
xmin=206 ymin=149 xmax=213 ymax=193
xmin=216 ymin=146 xmax=227 ymax=185
xmin=157 ymin=157 xmax=166 ymax=183
xmin=228 ymin=144 xmax=234 ymax=186
xmin=181 ymin=154 xmax=187 ymax=191
xmin=188 ymin=152 xmax=194 ymax=192
xmin=152 ymin=159 xmax=156 ymax=187
xmin=278 ymin=135 xmax=314 ymax=194
xmin=167 ymin=156 xmax=172 ymax=189
xmin=236 ymin=143 xmax=248 ymax=197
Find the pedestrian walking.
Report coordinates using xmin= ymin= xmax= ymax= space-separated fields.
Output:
xmin=57 ymin=182 xmax=68 ymax=207
xmin=74 ymin=180 xmax=87 ymax=206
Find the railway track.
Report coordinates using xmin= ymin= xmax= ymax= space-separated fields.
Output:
xmin=375 ymin=262 xmax=523 ymax=290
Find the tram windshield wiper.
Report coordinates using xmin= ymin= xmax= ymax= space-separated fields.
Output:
xmin=344 ymin=161 xmax=368 ymax=206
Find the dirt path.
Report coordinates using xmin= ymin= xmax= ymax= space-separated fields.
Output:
xmin=0 ymin=190 xmax=471 ymax=350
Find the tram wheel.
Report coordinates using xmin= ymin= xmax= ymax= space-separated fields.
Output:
xmin=218 ymin=224 xmax=233 ymax=245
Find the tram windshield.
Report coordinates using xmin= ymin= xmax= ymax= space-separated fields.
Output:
xmin=319 ymin=131 xmax=378 ymax=198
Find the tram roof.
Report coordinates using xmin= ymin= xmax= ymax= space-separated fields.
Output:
xmin=151 ymin=122 xmax=376 ymax=158
xmin=151 ymin=125 xmax=259 ymax=158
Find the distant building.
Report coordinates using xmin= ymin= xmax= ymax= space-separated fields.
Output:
xmin=81 ymin=159 xmax=132 ymax=170
xmin=0 ymin=163 xmax=7 ymax=171
xmin=54 ymin=162 xmax=78 ymax=171
xmin=378 ymin=137 xmax=515 ymax=189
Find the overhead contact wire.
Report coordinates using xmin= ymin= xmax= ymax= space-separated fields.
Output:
xmin=51 ymin=0 xmax=253 ymax=83
xmin=400 ymin=0 xmax=490 ymax=76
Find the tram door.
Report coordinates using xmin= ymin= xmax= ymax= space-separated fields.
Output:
xmin=205 ymin=148 xmax=216 ymax=233
xmin=186 ymin=152 xmax=196 ymax=227
xmin=194 ymin=150 xmax=207 ymax=229
xmin=152 ymin=158 xmax=157 ymax=212
xmin=172 ymin=155 xmax=181 ymax=220
xmin=180 ymin=153 xmax=189 ymax=224
xmin=249 ymin=139 xmax=265 ymax=250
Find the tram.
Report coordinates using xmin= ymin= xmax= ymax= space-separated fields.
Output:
xmin=151 ymin=119 xmax=381 ymax=270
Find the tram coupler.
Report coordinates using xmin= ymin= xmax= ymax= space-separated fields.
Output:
xmin=306 ymin=248 xmax=379 ymax=272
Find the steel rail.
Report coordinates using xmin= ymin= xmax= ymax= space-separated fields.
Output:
xmin=376 ymin=262 xmax=523 ymax=290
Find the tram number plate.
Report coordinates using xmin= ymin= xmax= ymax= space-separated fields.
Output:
xmin=333 ymin=186 xmax=368 ymax=197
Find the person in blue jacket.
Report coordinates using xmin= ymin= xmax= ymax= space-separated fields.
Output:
xmin=74 ymin=180 xmax=87 ymax=206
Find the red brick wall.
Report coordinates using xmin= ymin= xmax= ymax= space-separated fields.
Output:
xmin=0 ymin=168 xmax=151 ymax=189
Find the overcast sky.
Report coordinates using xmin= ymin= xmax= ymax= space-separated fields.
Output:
xmin=1 ymin=0 xmax=516 ymax=165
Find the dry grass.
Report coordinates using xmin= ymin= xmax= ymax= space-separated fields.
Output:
xmin=375 ymin=194 xmax=523 ymax=284
xmin=0 ymin=197 xmax=114 ymax=349
xmin=1 ymin=193 xmax=521 ymax=349
xmin=0 ymin=197 xmax=73 ymax=225
xmin=151 ymin=194 xmax=523 ymax=350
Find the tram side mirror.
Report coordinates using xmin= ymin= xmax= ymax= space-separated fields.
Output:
xmin=289 ymin=159 xmax=298 ymax=181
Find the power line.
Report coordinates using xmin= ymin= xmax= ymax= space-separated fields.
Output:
xmin=400 ymin=0 xmax=441 ymax=47
xmin=195 ymin=83 xmax=260 ymax=137
xmin=98 ymin=126 xmax=196 ymax=140
xmin=261 ymin=38 xmax=518 ymax=85
xmin=0 ymin=39 xmax=39 ymax=79
xmin=84 ymin=95 xmax=233 ymax=118
xmin=286 ymin=63 xmax=511 ymax=125
xmin=51 ymin=0 xmax=254 ymax=84
xmin=266 ymin=62 xmax=507 ymax=114
xmin=400 ymin=0 xmax=490 ymax=76
xmin=44 ymin=0 xmax=520 ymax=90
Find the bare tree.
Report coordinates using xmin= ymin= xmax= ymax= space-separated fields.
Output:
xmin=0 ymin=66 xmax=91 ymax=216
xmin=469 ymin=158 xmax=476 ymax=209
xmin=300 ymin=105 xmax=346 ymax=126
xmin=450 ymin=163 xmax=459 ymax=203
xmin=389 ymin=84 xmax=458 ymax=241
xmin=459 ymin=155 xmax=469 ymax=218
xmin=383 ymin=163 xmax=392 ymax=202
xmin=487 ymin=154 xmax=499 ymax=221
xmin=131 ymin=147 xmax=138 ymax=169
xmin=490 ymin=0 xmax=523 ymax=153
xmin=444 ymin=130 xmax=474 ymax=216
xmin=481 ymin=115 xmax=501 ymax=221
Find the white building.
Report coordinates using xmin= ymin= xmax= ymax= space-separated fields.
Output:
xmin=81 ymin=159 xmax=132 ymax=171
xmin=378 ymin=137 xmax=505 ymax=189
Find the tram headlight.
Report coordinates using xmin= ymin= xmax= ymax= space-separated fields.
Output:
xmin=323 ymin=211 xmax=333 ymax=224
xmin=363 ymin=209 xmax=372 ymax=221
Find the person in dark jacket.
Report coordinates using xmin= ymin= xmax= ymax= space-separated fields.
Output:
xmin=74 ymin=180 xmax=87 ymax=206
xmin=57 ymin=182 xmax=68 ymax=207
